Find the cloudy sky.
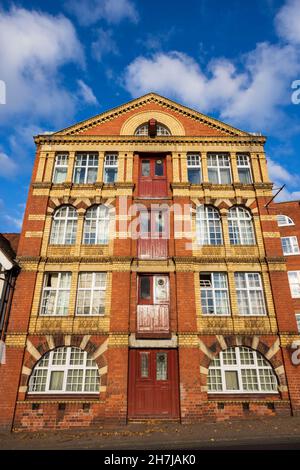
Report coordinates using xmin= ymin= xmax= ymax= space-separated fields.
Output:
xmin=1 ymin=0 xmax=300 ymax=231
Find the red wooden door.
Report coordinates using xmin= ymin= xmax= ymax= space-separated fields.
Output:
xmin=139 ymin=155 xmax=167 ymax=197
xmin=128 ymin=349 xmax=179 ymax=418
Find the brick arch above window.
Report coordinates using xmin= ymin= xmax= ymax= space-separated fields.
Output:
xmin=120 ymin=110 xmax=185 ymax=136
xmin=47 ymin=197 xmax=116 ymax=215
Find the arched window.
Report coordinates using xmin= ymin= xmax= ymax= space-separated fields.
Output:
xmin=196 ymin=206 xmax=223 ymax=245
xmin=228 ymin=206 xmax=255 ymax=245
xmin=28 ymin=347 xmax=100 ymax=394
xmin=134 ymin=123 xmax=171 ymax=136
xmin=277 ymin=214 xmax=294 ymax=227
xmin=83 ymin=205 xmax=110 ymax=244
xmin=50 ymin=206 xmax=78 ymax=245
xmin=208 ymin=346 xmax=278 ymax=393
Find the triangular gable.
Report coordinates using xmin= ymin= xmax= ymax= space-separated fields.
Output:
xmin=52 ymin=93 xmax=251 ymax=137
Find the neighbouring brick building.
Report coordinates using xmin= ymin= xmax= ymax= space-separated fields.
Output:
xmin=0 ymin=233 xmax=20 ymax=362
xmin=270 ymin=201 xmax=300 ymax=333
xmin=1 ymin=93 xmax=300 ymax=431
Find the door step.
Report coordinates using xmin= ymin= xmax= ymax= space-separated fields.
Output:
xmin=128 ymin=418 xmax=180 ymax=424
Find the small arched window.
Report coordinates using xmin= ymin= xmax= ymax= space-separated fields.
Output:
xmin=28 ymin=347 xmax=100 ymax=394
xmin=83 ymin=205 xmax=110 ymax=245
xmin=196 ymin=206 xmax=223 ymax=245
xmin=50 ymin=206 xmax=78 ymax=245
xmin=134 ymin=123 xmax=171 ymax=136
xmin=228 ymin=206 xmax=255 ymax=245
xmin=277 ymin=214 xmax=294 ymax=227
xmin=208 ymin=346 xmax=278 ymax=393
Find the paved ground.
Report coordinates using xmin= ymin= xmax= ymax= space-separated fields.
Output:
xmin=2 ymin=415 xmax=300 ymax=450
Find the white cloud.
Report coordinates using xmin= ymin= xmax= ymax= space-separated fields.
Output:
xmin=77 ymin=80 xmax=99 ymax=105
xmin=267 ymin=158 xmax=299 ymax=186
xmin=91 ymin=28 xmax=119 ymax=61
xmin=3 ymin=214 xmax=23 ymax=230
xmin=0 ymin=7 xmax=84 ymax=125
xmin=65 ymin=0 xmax=138 ymax=26
xmin=0 ymin=152 xmax=18 ymax=179
xmin=275 ymin=0 xmax=300 ymax=45
xmin=123 ymin=42 xmax=300 ymax=132
xmin=267 ymin=157 xmax=300 ymax=201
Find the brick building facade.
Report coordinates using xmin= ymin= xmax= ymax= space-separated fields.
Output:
xmin=1 ymin=93 xmax=300 ymax=431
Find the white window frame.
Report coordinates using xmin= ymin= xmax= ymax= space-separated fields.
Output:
xmin=104 ymin=153 xmax=118 ymax=183
xmin=228 ymin=206 xmax=255 ymax=245
xmin=134 ymin=123 xmax=171 ymax=136
xmin=236 ymin=154 xmax=253 ymax=184
xmin=196 ymin=206 xmax=223 ymax=245
xmin=83 ymin=205 xmax=110 ymax=245
xmin=28 ymin=347 xmax=100 ymax=394
xmin=200 ymin=272 xmax=230 ymax=316
xmin=157 ymin=124 xmax=171 ymax=136
xmin=208 ymin=347 xmax=278 ymax=394
xmin=288 ymin=271 xmax=300 ymax=298
xmin=281 ymin=236 xmax=300 ymax=255
xmin=52 ymin=154 xmax=69 ymax=183
xmin=187 ymin=153 xmax=202 ymax=184
xmin=76 ymin=272 xmax=107 ymax=316
xmin=50 ymin=206 xmax=78 ymax=245
xmin=135 ymin=124 xmax=148 ymax=136
xmin=235 ymin=272 xmax=267 ymax=316
xmin=277 ymin=215 xmax=294 ymax=227
xmin=73 ymin=153 xmax=98 ymax=184
xmin=40 ymin=272 xmax=71 ymax=316
xmin=207 ymin=153 xmax=232 ymax=184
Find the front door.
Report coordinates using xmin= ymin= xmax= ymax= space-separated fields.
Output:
xmin=128 ymin=349 xmax=179 ymax=418
xmin=139 ymin=155 xmax=167 ymax=197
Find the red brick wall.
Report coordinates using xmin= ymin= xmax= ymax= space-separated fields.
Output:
xmin=80 ymin=102 xmax=229 ymax=137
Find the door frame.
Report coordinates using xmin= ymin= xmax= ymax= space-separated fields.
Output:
xmin=127 ymin=348 xmax=180 ymax=419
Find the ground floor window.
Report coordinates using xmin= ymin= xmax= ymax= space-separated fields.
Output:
xmin=208 ymin=346 xmax=278 ymax=393
xmin=28 ymin=347 xmax=100 ymax=394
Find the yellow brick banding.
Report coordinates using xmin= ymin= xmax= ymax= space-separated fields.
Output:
xmin=5 ymin=334 xmax=27 ymax=347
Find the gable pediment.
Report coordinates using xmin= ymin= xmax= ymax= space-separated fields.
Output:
xmin=51 ymin=93 xmax=251 ymax=138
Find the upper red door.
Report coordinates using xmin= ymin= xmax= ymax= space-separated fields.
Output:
xmin=128 ymin=349 xmax=179 ymax=419
xmin=139 ymin=155 xmax=167 ymax=197
xmin=137 ymin=209 xmax=168 ymax=259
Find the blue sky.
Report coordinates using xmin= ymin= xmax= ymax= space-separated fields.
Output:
xmin=1 ymin=0 xmax=300 ymax=232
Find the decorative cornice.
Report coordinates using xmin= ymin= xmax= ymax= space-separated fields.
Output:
xmin=34 ymin=134 xmax=266 ymax=146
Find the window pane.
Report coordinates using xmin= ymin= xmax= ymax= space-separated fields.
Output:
xmin=225 ymin=371 xmax=239 ymax=390
xmin=140 ymin=353 xmax=149 ymax=378
xmin=141 ymin=160 xmax=150 ymax=176
xmin=188 ymin=168 xmax=201 ymax=184
xmin=220 ymin=168 xmax=231 ymax=184
xmin=140 ymin=277 xmax=151 ymax=299
xmin=53 ymin=168 xmax=67 ymax=183
xmin=155 ymin=160 xmax=164 ymax=176
xmin=208 ymin=168 xmax=218 ymax=184
xmin=154 ymin=276 xmax=168 ymax=302
xmin=156 ymin=353 xmax=167 ymax=380
xmin=87 ymin=167 xmax=97 ymax=183
xmin=238 ymin=168 xmax=252 ymax=184
xmin=49 ymin=371 xmax=64 ymax=391
xmin=74 ymin=167 xmax=85 ymax=184
xmin=242 ymin=369 xmax=259 ymax=391
xmin=105 ymin=168 xmax=117 ymax=183
xmin=66 ymin=369 xmax=83 ymax=392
